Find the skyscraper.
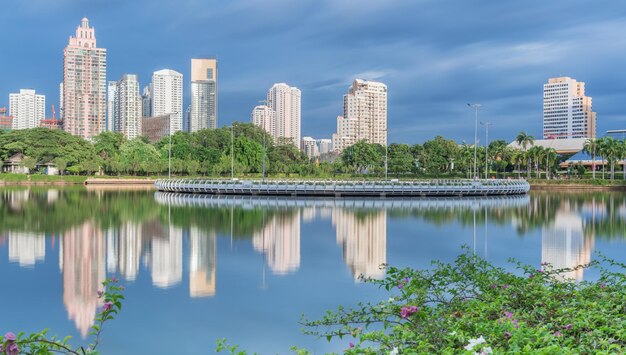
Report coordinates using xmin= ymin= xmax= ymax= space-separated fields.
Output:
xmin=9 ymin=89 xmax=45 ymax=130
xmin=332 ymin=79 xmax=387 ymax=152
xmin=301 ymin=136 xmax=319 ymax=158
xmin=190 ymin=58 xmax=218 ymax=131
xmin=266 ymin=83 xmax=301 ymax=148
xmin=113 ymin=74 xmax=142 ymax=139
xmin=152 ymin=69 xmax=183 ymax=133
xmin=543 ymin=77 xmax=596 ymax=139
xmin=106 ymin=81 xmax=118 ymax=132
xmin=63 ymin=18 xmax=107 ymax=140
xmin=251 ymin=104 xmax=275 ymax=134
xmin=141 ymin=85 xmax=152 ymax=118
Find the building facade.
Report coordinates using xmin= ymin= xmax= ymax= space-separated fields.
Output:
xmin=106 ymin=81 xmax=118 ymax=132
xmin=152 ymin=69 xmax=183 ymax=134
xmin=543 ymin=77 xmax=596 ymax=139
xmin=142 ymin=114 xmax=171 ymax=143
xmin=332 ymin=79 xmax=387 ymax=152
xmin=318 ymin=139 xmax=332 ymax=155
xmin=0 ymin=107 xmax=12 ymax=131
xmin=251 ymin=104 xmax=275 ymax=135
xmin=63 ymin=18 xmax=107 ymax=140
xmin=39 ymin=119 xmax=63 ymax=130
xmin=301 ymin=137 xmax=319 ymax=158
xmin=9 ymin=89 xmax=45 ymax=130
xmin=113 ymin=74 xmax=142 ymax=139
xmin=190 ymin=59 xmax=218 ymax=131
xmin=141 ymin=85 xmax=152 ymax=118
xmin=266 ymin=83 xmax=301 ymax=148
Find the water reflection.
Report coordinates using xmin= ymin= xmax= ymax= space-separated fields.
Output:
xmin=3 ymin=188 xmax=626 ymax=341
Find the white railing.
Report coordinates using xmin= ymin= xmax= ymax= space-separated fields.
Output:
xmin=154 ymin=179 xmax=530 ymax=197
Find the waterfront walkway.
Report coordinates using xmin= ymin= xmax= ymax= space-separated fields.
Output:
xmin=154 ymin=179 xmax=530 ymax=197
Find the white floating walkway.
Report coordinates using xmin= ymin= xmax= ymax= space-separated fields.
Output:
xmin=154 ymin=179 xmax=530 ymax=197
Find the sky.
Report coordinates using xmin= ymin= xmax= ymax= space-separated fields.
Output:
xmin=1 ymin=0 xmax=626 ymax=144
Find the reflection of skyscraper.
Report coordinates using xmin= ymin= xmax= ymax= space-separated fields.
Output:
xmin=333 ymin=209 xmax=387 ymax=279
xmin=189 ymin=226 xmax=216 ymax=297
xmin=8 ymin=232 xmax=45 ymax=267
xmin=106 ymin=223 xmax=142 ymax=281
xmin=253 ymin=211 xmax=301 ymax=275
xmin=150 ymin=226 xmax=183 ymax=288
xmin=542 ymin=209 xmax=594 ymax=281
xmin=61 ymin=222 xmax=106 ymax=338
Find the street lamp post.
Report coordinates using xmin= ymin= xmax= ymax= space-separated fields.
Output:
xmin=480 ymin=121 xmax=492 ymax=179
xmin=231 ymin=124 xmax=234 ymax=180
xmin=467 ymin=103 xmax=482 ymax=179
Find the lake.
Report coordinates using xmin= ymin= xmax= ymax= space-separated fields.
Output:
xmin=1 ymin=187 xmax=625 ymax=353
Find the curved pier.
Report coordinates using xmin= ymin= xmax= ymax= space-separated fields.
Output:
xmin=154 ymin=179 xmax=530 ymax=197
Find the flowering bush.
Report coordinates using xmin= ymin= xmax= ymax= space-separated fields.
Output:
xmin=299 ymin=250 xmax=626 ymax=353
xmin=0 ymin=278 xmax=124 ymax=355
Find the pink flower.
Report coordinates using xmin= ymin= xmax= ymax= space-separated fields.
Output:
xmin=400 ymin=306 xmax=419 ymax=319
xmin=110 ymin=277 xmax=119 ymax=283
xmin=103 ymin=301 xmax=113 ymax=311
xmin=349 ymin=342 xmax=354 ymax=348
xmin=599 ymin=283 xmax=607 ymax=289
xmin=97 ymin=290 xmax=104 ymax=298
xmin=553 ymin=331 xmax=563 ymax=337
xmin=4 ymin=332 xmax=16 ymax=341
xmin=7 ymin=343 xmax=19 ymax=355
xmin=489 ymin=284 xmax=497 ymax=289
xmin=537 ymin=269 xmax=544 ymax=273
xmin=564 ymin=324 xmax=572 ymax=330
xmin=397 ymin=282 xmax=404 ymax=289
xmin=502 ymin=284 xmax=509 ymax=289
xmin=504 ymin=311 xmax=513 ymax=319
xmin=504 ymin=331 xmax=511 ymax=338
xmin=404 ymin=277 xmax=410 ymax=283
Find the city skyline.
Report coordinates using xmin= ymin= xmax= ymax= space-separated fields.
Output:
xmin=2 ymin=1 xmax=626 ymax=143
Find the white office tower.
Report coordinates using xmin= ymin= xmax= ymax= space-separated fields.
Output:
xmin=267 ymin=83 xmax=301 ymax=148
xmin=190 ymin=58 xmax=218 ymax=131
xmin=113 ymin=74 xmax=142 ymax=139
xmin=251 ymin=105 xmax=275 ymax=134
xmin=9 ymin=89 xmax=45 ymax=130
xmin=543 ymin=77 xmax=596 ymax=139
xmin=332 ymin=79 xmax=387 ymax=152
xmin=106 ymin=81 xmax=118 ymax=132
xmin=152 ymin=69 xmax=183 ymax=133
xmin=301 ymin=137 xmax=319 ymax=158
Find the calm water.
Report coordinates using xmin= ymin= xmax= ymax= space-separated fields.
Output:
xmin=1 ymin=187 xmax=626 ymax=354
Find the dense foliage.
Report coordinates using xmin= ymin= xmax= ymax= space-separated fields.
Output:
xmin=218 ymin=251 xmax=626 ymax=354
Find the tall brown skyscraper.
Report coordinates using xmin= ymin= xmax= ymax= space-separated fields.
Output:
xmin=62 ymin=18 xmax=107 ymax=139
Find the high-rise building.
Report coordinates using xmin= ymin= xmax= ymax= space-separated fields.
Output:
xmin=106 ymin=81 xmax=118 ymax=132
xmin=141 ymin=85 xmax=152 ymax=118
xmin=0 ymin=107 xmax=12 ymax=131
xmin=251 ymin=104 xmax=275 ymax=134
xmin=59 ymin=83 xmax=64 ymax=119
xmin=114 ymin=74 xmax=142 ymax=139
xmin=318 ymin=139 xmax=332 ymax=155
xmin=142 ymin=114 xmax=171 ymax=143
xmin=62 ymin=18 xmax=107 ymax=140
xmin=9 ymin=89 xmax=45 ymax=130
xmin=190 ymin=58 xmax=218 ymax=131
xmin=543 ymin=77 xmax=596 ymax=139
xmin=301 ymin=136 xmax=319 ymax=158
xmin=332 ymin=79 xmax=387 ymax=152
xmin=152 ymin=69 xmax=183 ymax=133
xmin=267 ymin=83 xmax=301 ymax=148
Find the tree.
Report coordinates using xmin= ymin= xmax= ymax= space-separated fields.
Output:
xmin=420 ymin=136 xmax=459 ymax=174
xmin=583 ymin=138 xmax=598 ymax=179
xmin=515 ymin=132 xmax=535 ymax=178
xmin=21 ymin=156 xmax=37 ymax=172
xmin=54 ymin=157 xmax=68 ymax=175
xmin=341 ymin=141 xmax=383 ymax=174
xmin=388 ymin=143 xmax=414 ymax=176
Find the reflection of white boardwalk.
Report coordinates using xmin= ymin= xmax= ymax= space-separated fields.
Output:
xmin=253 ymin=211 xmax=301 ymax=275
xmin=8 ymin=232 xmax=45 ymax=267
xmin=154 ymin=193 xmax=530 ymax=210
xmin=156 ymin=179 xmax=530 ymax=197
xmin=333 ymin=210 xmax=386 ymax=280
xmin=60 ymin=222 xmax=106 ymax=338
xmin=189 ymin=226 xmax=216 ymax=297
xmin=542 ymin=210 xmax=594 ymax=281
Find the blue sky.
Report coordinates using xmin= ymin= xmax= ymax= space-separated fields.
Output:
xmin=1 ymin=0 xmax=626 ymax=144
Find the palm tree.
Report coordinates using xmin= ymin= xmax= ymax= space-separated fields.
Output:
xmin=544 ymin=148 xmax=557 ymax=180
xmin=583 ymin=138 xmax=598 ymax=179
xmin=515 ymin=132 xmax=535 ymax=179
xmin=511 ymin=150 xmax=525 ymax=178
xmin=597 ymin=137 xmax=608 ymax=179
